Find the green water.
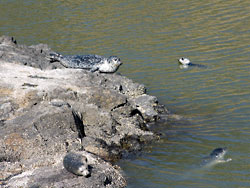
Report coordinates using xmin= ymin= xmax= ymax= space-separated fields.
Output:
xmin=1 ymin=0 xmax=250 ymax=187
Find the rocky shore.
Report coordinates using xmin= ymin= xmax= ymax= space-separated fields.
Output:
xmin=0 ymin=36 xmax=168 ymax=188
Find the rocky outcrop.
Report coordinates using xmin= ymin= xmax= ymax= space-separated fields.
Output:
xmin=0 ymin=36 xmax=168 ymax=188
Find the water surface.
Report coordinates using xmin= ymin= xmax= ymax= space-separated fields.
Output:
xmin=1 ymin=0 xmax=250 ymax=187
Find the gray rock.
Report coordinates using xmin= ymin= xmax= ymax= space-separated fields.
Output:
xmin=0 ymin=35 xmax=56 ymax=70
xmin=0 ymin=36 xmax=169 ymax=187
xmin=3 ymin=151 xmax=126 ymax=188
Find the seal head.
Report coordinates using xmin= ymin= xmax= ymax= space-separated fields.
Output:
xmin=210 ymin=147 xmax=227 ymax=159
xmin=178 ymin=57 xmax=191 ymax=65
xmin=98 ymin=56 xmax=122 ymax=73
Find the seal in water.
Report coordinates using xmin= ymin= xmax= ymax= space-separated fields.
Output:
xmin=49 ymin=52 xmax=122 ymax=73
xmin=178 ymin=57 xmax=206 ymax=69
xmin=202 ymin=147 xmax=232 ymax=167
xmin=63 ymin=152 xmax=90 ymax=176
xmin=182 ymin=147 xmax=232 ymax=179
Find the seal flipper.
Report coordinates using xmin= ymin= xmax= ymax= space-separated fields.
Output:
xmin=90 ymin=67 xmax=99 ymax=72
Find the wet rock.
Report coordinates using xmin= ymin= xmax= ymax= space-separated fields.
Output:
xmin=0 ymin=36 xmax=168 ymax=187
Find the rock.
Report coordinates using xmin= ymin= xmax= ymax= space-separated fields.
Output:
xmin=2 ymin=151 xmax=126 ymax=188
xmin=0 ymin=35 xmax=57 ymax=70
xmin=128 ymin=94 xmax=159 ymax=121
xmin=0 ymin=36 xmax=169 ymax=187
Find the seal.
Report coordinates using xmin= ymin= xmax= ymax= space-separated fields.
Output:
xmin=182 ymin=147 xmax=232 ymax=179
xmin=63 ymin=152 xmax=90 ymax=177
xmin=178 ymin=57 xmax=206 ymax=68
xmin=49 ymin=52 xmax=122 ymax=73
xmin=202 ymin=147 xmax=232 ymax=167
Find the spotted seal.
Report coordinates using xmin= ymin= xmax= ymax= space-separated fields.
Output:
xmin=49 ymin=52 xmax=122 ymax=73
xmin=178 ymin=57 xmax=206 ymax=68
xmin=202 ymin=147 xmax=232 ymax=167
xmin=63 ymin=152 xmax=90 ymax=176
xmin=182 ymin=147 xmax=232 ymax=179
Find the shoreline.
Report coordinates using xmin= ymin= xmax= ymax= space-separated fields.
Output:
xmin=0 ymin=36 xmax=168 ymax=187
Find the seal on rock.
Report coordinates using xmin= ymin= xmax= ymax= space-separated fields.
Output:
xmin=63 ymin=152 xmax=90 ymax=177
xmin=49 ymin=52 xmax=122 ymax=73
xmin=178 ymin=57 xmax=206 ymax=69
